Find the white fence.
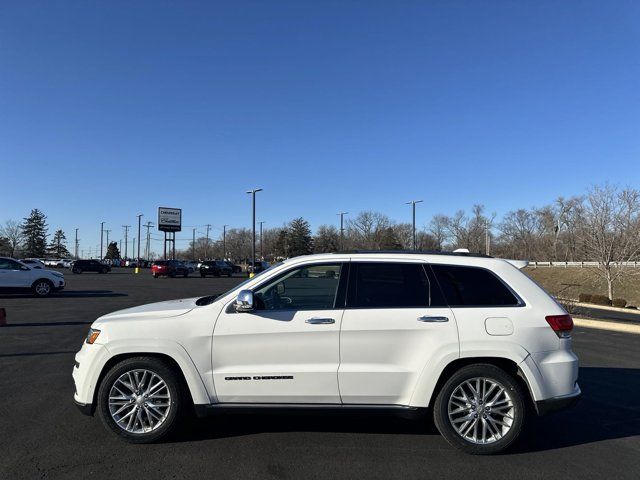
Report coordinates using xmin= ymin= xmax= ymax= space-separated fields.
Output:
xmin=528 ymin=261 xmax=640 ymax=268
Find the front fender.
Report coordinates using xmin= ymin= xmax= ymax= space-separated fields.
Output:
xmin=80 ymin=339 xmax=213 ymax=407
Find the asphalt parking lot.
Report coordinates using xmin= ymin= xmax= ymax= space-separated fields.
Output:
xmin=1 ymin=269 xmax=639 ymax=479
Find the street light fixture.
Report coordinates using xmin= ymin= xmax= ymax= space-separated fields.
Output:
xmin=405 ymin=200 xmax=423 ymax=250
xmin=246 ymin=188 xmax=263 ymax=274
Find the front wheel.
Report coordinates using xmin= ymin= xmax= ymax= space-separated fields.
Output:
xmin=97 ymin=357 xmax=184 ymax=443
xmin=32 ymin=279 xmax=53 ymax=297
xmin=433 ymin=364 xmax=525 ymax=455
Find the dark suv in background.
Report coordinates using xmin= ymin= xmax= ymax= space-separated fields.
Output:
xmin=71 ymin=260 xmax=111 ymax=274
xmin=199 ymin=260 xmax=233 ymax=277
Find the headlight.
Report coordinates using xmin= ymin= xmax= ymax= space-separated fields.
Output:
xmin=86 ymin=328 xmax=101 ymax=344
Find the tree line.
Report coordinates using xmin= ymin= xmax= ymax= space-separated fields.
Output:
xmin=0 ymin=209 xmax=71 ymax=258
xmin=2 ymin=184 xmax=638 ymax=299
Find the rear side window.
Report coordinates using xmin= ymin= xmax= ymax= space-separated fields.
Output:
xmin=348 ymin=262 xmax=447 ymax=308
xmin=430 ymin=265 xmax=520 ymax=307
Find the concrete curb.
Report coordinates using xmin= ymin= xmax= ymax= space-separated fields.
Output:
xmin=559 ymin=299 xmax=640 ymax=315
xmin=573 ymin=317 xmax=640 ymax=335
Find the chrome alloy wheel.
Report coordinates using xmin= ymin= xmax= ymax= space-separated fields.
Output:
xmin=108 ymin=369 xmax=172 ymax=434
xmin=447 ymin=377 xmax=515 ymax=445
xmin=34 ymin=281 xmax=51 ymax=296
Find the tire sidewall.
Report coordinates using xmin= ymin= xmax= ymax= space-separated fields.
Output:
xmin=97 ymin=357 xmax=183 ymax=443
xmin=433 ymin=364 xmax=525 ymax=455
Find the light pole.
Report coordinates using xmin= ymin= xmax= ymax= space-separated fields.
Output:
xmin=122 ymin=225 xmax=130 ymax=259
xmin=405 ymin=200 xmax=423 ymax=250
xmin=337 ymin=212 xmax=348 ymax=251
xmin=74 ymin=228 xmax=79 ymax=259
xmin=137 ymin=214 xmax=143 ymax=264
xmin=100 ymin=222 xmax=105 ymax=259
xmin=246 ymin=188 xmax=263 ymax=274
xmin=105 ymin=229 xmax=111 ymax=257
xmin=143 ymin=222 xmax=153 ymax=260
xmin=258 ymin=221 xmax=266 ymax=260
xmin=204 ymin=224 xmax=212 ymax=259
xmin=192 ymin=228 xmax=196 ymax=260
xmin=223 ymin=225 xmax=228 ymax=260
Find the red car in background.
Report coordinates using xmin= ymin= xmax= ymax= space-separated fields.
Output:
xmin=151 ymin=260 xmax=189 ymax=278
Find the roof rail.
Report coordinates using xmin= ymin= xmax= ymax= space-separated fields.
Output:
xmin=335 ymin=249 xmax=493 ymax=258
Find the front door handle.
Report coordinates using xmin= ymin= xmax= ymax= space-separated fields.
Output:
xmin=418 ymin=315 xmax=449 ymax=323
xmin=305 ymin=317 xmax=335 ymax=325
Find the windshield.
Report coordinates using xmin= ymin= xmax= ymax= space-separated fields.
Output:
xmin=212 ymin=261 xmax=284 ymax=300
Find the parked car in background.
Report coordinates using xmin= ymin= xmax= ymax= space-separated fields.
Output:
xmin=151 ymin=260 xmax=189 ymax=278
xmin=184 ymin=261 xmax=199 ymax=273
xmin=71 ymin=260 xmax=111 ymax=274
xmin=0 ymin=257 xmax=65 ymax=297
xmin=44 ymin=258 xmax=65 ymax=268
xmin=20 ymin=258 xmax=45 ymax=269
xmin=199 ymin=260 xmax=233 ymax=277
xmin=247 ymin=260 xmax=270 ymax=275
xmin=224 ymin=261 xmax=241 ymax=274
xmin=73 ymin=251 xmax=579 ymax=453
xmin=62 ymin=259 xmax=74 ymax=268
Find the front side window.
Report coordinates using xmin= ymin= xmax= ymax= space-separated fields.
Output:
xmin=254 ymin=263 xmax=343 ymax=311
xmin=347 ymin=262 xmax=447 ymax=308
xmin=430 ymin=264 xmax=520 ymax=307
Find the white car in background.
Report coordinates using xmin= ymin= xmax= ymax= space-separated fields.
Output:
xmin=72 ymin=251 xmax=580 ymax=454
xmin=0 ymin=257 xmax=65 ymax=296
xmin=20 ymin=258 xmax=46 ymax=269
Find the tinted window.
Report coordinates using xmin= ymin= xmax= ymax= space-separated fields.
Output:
xmin=348 ymin=262 xmax=446 ymax=309
xmin=430 ymin=265 xmax=520 ymax=307
xmin=254 ymin=263 xmax=343 ymax=311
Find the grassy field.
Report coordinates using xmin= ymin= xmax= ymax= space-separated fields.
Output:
xmin=524 ymin=267 xmax=640 ymax=307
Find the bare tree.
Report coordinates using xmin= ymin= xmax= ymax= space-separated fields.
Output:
xmin=0 ymin=220 xmax=23 ymax=257
xmin=429 ymin=214 xmax=449 ymax=250
xmin=578 ymin=185 xmax=640 ymax=300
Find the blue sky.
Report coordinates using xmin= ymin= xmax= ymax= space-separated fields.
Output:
xmin=1 ymin=1 xmax=639 ymax=254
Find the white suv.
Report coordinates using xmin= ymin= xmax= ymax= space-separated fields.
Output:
xmin=0 ymin=257 xmax=66 ymax=296
xmin=72 ymin=252 xmax=580 ymax=454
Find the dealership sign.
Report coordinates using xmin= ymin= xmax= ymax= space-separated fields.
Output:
xmin=158 ymin=207 xmax=182 ymax=232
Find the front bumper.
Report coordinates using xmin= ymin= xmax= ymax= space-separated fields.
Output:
xmin=535 ymin=384 xmax=581 ymax=416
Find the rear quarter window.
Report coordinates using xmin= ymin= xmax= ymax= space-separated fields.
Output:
xmin=430 ymin=264 xmax=520 ymax=307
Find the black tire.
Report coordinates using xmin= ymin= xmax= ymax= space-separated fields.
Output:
xmin=73 ymin=268 xmax=82 ymax=274
xmin=433 ymin=364 xmax=526 ymax=455
xmin=183 ymin=271 xmax=188 ymax=278
xmin=101 ymin=267 xmax=108 ymax=274
xmin=153 ymin=274 xmax=159 ymax=278
xmin=200 ymin=272 xmax=206 ymax=278
xmin=32 ymin=279 xmax=53 ymax=297
xmin=97 ymin=356 xmax=185 ymax=443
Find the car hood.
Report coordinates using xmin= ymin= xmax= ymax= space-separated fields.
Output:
xmin=96 ymin=297 xmax=201 ymax=322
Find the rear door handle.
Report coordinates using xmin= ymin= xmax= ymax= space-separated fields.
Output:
xmin=417 ymin=315 xmax=449 ymax=323
xmin=305 ymin=317 xmax=335 ymax=325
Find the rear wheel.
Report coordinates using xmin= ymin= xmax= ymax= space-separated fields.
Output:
xmin=433 ymin=364 xmax=525 ymax=455
xmin=97 ymin=357 xmax=184 ymax=443
xmin=32 ymin=279 xmax=53 ymax=297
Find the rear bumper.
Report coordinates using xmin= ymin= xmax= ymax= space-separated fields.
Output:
xmin=535 ymin=384 xmax=581 ymax=416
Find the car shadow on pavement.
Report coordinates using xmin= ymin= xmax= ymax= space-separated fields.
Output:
xmin=175 ymin=367 xmax=640 ymax=451
xmin=515 ymin=366 xmax=640 ymax=452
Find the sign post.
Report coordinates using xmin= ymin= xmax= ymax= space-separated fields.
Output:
xmin=158 ymin=207 xmax=182 ymax=260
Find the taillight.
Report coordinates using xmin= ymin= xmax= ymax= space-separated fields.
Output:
xmin=545 ymin=314 xmax=574 ymax=338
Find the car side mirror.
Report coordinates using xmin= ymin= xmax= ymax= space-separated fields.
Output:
xmin=234 ymin=290 xmax=254 ymax=313
xmin=276 ymin=282 xmax=285 ymax=295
